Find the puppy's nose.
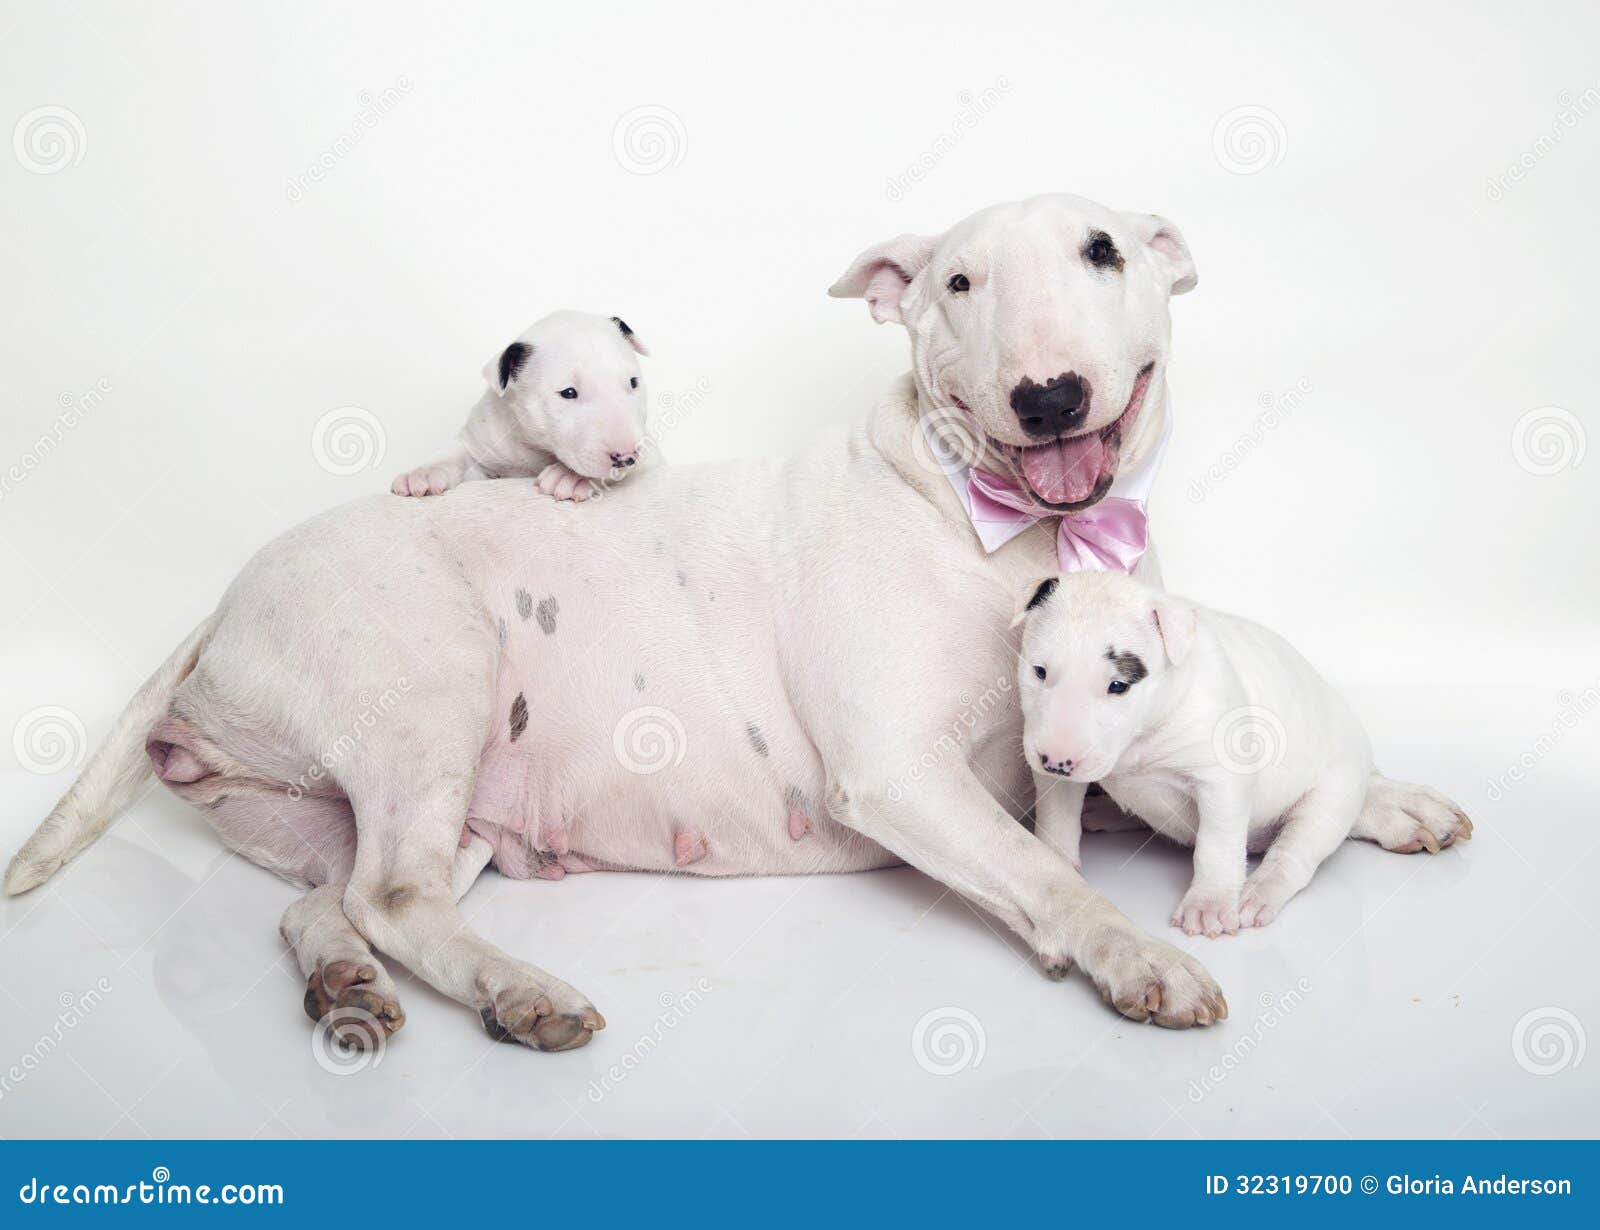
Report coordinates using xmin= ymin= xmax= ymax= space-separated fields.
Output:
xmin=609 ymin=451 xmax=638 ymax=468
xmin=1010 ymin=373 xmax=1089 ymax=438
xmin=1038 ymin=751 xmax=1075 ymax=777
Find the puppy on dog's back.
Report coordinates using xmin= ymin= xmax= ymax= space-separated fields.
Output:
xmin=1014 ymin=572 xmax=1472 ymax=936
xmin=393 ymin=310 xmax=656 ymax=502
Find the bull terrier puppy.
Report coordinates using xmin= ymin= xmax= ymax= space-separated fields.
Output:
xmin=392 ymin=310 xmax=654 ymax=502
xmin=1014 ymin=572 xmax=1471 ymax=936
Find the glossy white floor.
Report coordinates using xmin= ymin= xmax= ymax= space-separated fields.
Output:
xmin=0 ymin=683 xmax=1593 ymax=1140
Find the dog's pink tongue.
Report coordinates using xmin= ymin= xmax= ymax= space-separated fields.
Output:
xmin=1020 ymin=434 xmax=1107 ymax=505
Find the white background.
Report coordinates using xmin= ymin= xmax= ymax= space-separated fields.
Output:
xmin=1 ymin=1 xmax=1595 ymax=1139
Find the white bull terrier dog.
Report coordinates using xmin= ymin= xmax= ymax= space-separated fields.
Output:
xmin=8 ymin=194 xmax=1469 ymax=1052
xmin=391 ymin=310 xmax=653 ymax=502
xmin=1015 ymin=572 xmax=1473 ymax=936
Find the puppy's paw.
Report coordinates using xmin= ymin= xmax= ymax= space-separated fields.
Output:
xmin=536 ymin=463 xmax=598 ymax=503
xmin=1355 ymin=779 xmax=1473 ymax=854
xmin=1237 ymin=875 xmax=1288 ymax=929
xmin=1171 ymin=885 xmax=1240 ymax=938
xmin=391 ymin=463 xmax=463 ymax=497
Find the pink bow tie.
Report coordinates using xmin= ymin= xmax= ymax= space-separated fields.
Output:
xmin=967 ymin=466 xmax=1150 ymax=573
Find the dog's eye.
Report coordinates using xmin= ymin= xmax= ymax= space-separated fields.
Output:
xmin=629 ymin=377 xmax=639 ymax=389
xmin=1107 ymin=679 xmax=1129 ymax=695
xmin=558 ymin=387 xmax=579 ymax=399
xmin=947 ymin=273 xmax=970 ymax=293
xmin=1085 ymin=233 xmax=1122 ymax=269
xmin=1032 ymin=664 xmax=1047 ymax=681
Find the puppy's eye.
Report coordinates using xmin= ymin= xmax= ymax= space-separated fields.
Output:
xmin=1085 ymin=232 xmax=1122 ymax=269
xmin=1107 ymin=679 xmax=1129 ymax=695
xmin=1032 ymin=664 xmax=1047 ymax=681
xmin=947 ymin=273 xmax=970 ymax=293
xmin=629 ymin=376 xmax=639 ymax=389
xmin=558 ymin=387 xmax=579 ymax=399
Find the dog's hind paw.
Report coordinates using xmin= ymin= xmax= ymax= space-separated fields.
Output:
xmin=1354 ymin=777 xmax=1473 ymax=854
xmin=304 ymin=959 xmax=405 ymax=1042
xmin=478 ymin=975 xmax=605 ymax=1052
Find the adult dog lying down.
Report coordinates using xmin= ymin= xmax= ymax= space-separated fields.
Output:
xmin=7 ymin=194 xmax=1468 ymax=1051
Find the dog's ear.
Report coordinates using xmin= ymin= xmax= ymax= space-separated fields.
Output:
xmin=484 ymin=340 xmax=533 ymax=393
xmin=611 ymin=316 xmax=650 ymax=356
xmin=1151 ymin=593 xmax=1198 ymax=664
xmin=1009 ymin=575 xmax=1060 ymax=629
xmin=1124 ymin=213 xmax=1198 ymax=296
xmin=828 ymin=232 xmax=942 ymax=324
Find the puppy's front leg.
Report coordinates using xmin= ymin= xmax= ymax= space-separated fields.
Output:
xmin=1031 ymin=773 xmax=1085 ymax=869
xmin=392 ymin=449 xmax=471 ymax=497
xmin=1172 ymin=779 xmax=1250 ymax=937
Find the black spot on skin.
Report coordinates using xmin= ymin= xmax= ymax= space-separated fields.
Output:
xmin=676 ymin=569 xmax=687 ymax=587
xmin=611 ymin=316 xmax=634 ymax=338
xmin=633 ymin=673 xmax=646 ymax=692
xmin=535 ymin=596 xmax=558 ymax=635
xmin=746 ymin=723 xmax=770 ymax=758
xmin=509 ymin=693 xmax=529 ymax=741
xmin=783 ymin=784 xmax=805 ymax=810
xmin=1105 ymin=648 xmax=1148 ymax=684
xmin=496 ymin=616 xmax=507 ymax=647
xmin=515 ymin=588 xmax=533 ymax=620
xmin=1025 ymin=577 xmax=1059 ymax=613
xmin=498 ymin=341 xmax=532 ymax=390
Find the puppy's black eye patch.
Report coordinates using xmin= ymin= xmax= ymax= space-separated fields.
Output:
xmin=1104 ymin=647 xmax=1147 ymax=687
xmin=1084 ymin=232 xmax=1123 ymax=272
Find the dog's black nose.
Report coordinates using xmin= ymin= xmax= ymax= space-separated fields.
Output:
xmin=1010 ymin=373 xmax=1089 ymax=438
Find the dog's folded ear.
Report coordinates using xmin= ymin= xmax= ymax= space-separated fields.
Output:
xmin=1152 ymin=593 xmax=1198 ymax=664
xmin=484 ymin=340 xmax=533 ymax=393
xmin=611 ymin=316 xmax=650 ymax=356
xmin=1009 ymin=575 xmax=1060 ymax=629
xmin=1123 ymin=213 xmax=1198 ymax=296
xmin=828 ymin=232 xmax=942 ymax=325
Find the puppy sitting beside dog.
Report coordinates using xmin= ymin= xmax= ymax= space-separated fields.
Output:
xmin=392 ymin=309 xmax=655 ymax=502
xmin=1015 ymin=572 xmax=1472 ymax=936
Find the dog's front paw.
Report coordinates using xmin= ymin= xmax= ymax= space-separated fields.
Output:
xmin=1079 ymin=925 xmax=1227 ymax=1028
xmin=1237 ymin=874 xmax=1289 ymax=929
xmin=1171 ymin=885 xmax=1240 ymax=937
xmin=537 ymin=463 xmax=598 ymax=503
xmin=391 ymin=463 xmax=462 ymax=497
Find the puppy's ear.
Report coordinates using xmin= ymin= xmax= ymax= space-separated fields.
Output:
xmin=611 ymin=316 xmax=650 ymax=356
xmin=484 ymin=340 xmax=533 ymax=393
xmin=1152 ymin=593 xmax=1198 ymax=664
xmin=1009 ymin=575 xmax=1060 ymax=629
xmin=1123 ymin=213 xmax=1197 ymax=296
xmin=828 ymin=232 xmax=942 ymax=324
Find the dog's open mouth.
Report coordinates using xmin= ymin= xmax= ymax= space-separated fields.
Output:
xmin=962 ymin=364 xmax=1154 ymax=511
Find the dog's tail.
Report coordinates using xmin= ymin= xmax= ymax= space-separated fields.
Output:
xmin=5 ymin=613 xmax=217 ymax=896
